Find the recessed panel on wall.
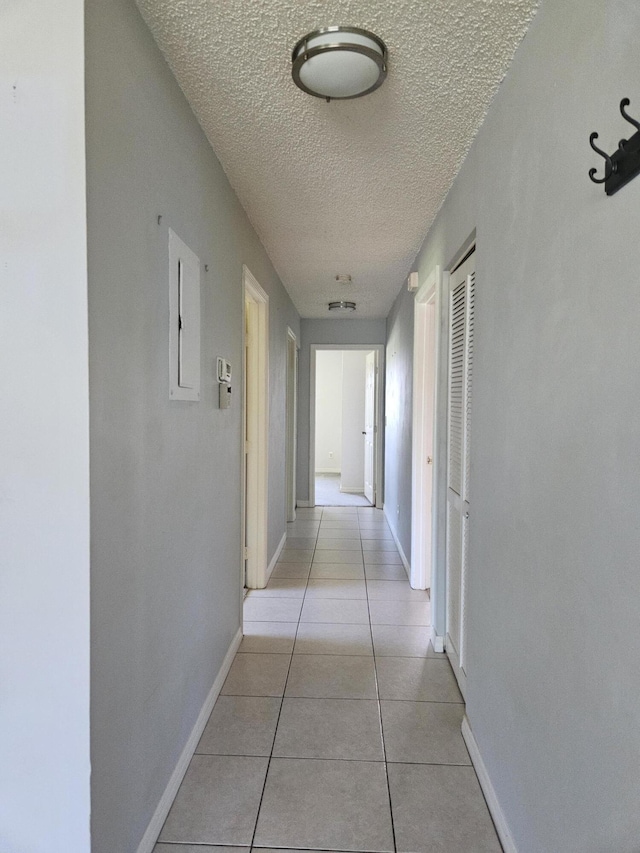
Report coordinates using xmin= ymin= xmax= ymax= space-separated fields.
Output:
xmin=169 ymin=228 xmax=201 ymax=401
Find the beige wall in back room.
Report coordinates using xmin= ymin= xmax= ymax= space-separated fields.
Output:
xmin=340 ymin=350 xmax=368 ymax=493
xmin=315 ymin=350 xmax=343 ymax=473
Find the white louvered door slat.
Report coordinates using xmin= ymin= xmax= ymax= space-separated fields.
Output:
xmin=459 ymin=269 xmax=474 ymax=669
xmin=448 ymin=283 xmax=466 ymax=497
xmin=463 ymin=271 xmax=475 ymax=503
xmin=446 ymin=249 xmax=475 ymax=696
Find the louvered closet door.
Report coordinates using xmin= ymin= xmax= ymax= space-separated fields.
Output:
xmin=446 ymin=249 xmax=475 ymax=696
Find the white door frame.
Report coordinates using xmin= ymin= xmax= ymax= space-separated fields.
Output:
xmin=309 ymin=344 xmax=385 ymax=509
xmin=242 ymin=265 xmax=269 ymax=589
xmin=410 ymin=267 xmax=440 ymax=591
xmin=285 ymin=327 xmax=298 ymax=523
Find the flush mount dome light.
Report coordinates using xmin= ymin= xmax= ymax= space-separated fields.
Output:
xmin=292 ymin=27 xmax=387 ymax=101
xmin=328 ymin=300 xmax=356 ymax=312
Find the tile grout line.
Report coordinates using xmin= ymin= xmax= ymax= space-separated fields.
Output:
xmin=194 ymin=751 xmax=471 ymax=766
xmin=221 ymin=693 xmax=462 ymax=705
xmin=361 ymin=510 xmax=398 ymax=853
xmin=247 ymin=506 xmax=322 ymax=850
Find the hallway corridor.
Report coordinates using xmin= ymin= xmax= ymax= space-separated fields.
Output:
xmin=154 ymin=507 xmax=501 ymax=853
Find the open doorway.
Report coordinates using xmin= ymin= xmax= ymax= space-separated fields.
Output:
xmin=309 ymin=345 xmax=384 ymax=508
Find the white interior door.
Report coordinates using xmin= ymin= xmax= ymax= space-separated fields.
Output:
xmin=446 ymin=249 xmax=475 ymax=696
xmin=364 ymin=350 xmax=376 ymax=505
xmin=422 ymin=304 xmax=436 ymax=580
xmin=411 ymin=289 xmax=437 ymax=590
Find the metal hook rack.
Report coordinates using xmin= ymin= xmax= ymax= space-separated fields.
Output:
xmin=589 ymin=98 xmax=640 ymax=196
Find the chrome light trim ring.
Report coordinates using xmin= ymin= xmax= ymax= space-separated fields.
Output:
xmin=328 ymin=300 xmax=357 ymax=311
xmin=291 ymin=26 xmax=388 ymax=100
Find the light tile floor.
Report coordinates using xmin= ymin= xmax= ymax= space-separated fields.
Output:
xmin=156 ymin=507 xmax=502 ymax=853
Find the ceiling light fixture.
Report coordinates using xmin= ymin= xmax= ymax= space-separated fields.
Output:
xmin=328 ymin=300 xmax=357 ymax=312
xmin=291 ymin=27 xmax=387 ymax=102
xmin=335 ymin=274 xmax=352 ymax=283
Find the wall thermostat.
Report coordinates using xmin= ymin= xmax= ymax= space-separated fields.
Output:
xmin=217 ymin=357 xmax=232 ymax=409
xmin=217 ymin=357 xmax=232 ymax=384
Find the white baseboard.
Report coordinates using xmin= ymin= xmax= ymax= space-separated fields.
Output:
xmin=315 ymin=468 xmax=341 ymax=475
xmin=136 ymin=627 xmax=243 ymax=853
xmin=340 ymin=487 xmax=365 ymax=494
xmin=430 ymin=625 xmax=445 ymax=653
xmin=266 ymin=531 xmax=287 ymax=582
xmin=383 ymin=507 xmax=410 ymax=579
xmin=446 ymin=634 xmax=467 ymax=700
xmin=296 ymin=500 xmax=312 ymax=508
xmin=461 ymin=716 xmax=518 ymax=853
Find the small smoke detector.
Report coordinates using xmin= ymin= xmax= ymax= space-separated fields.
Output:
xmin=328 ymin=300 xmax=356 ymax=312
xmin=407 ymin=272 xmax=419 ymax=292
xmin=335 ymin=274 xmax=352 ymax=283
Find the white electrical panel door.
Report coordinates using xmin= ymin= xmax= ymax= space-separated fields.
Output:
xmin=169 ymin=229 xmax=201 ymax=401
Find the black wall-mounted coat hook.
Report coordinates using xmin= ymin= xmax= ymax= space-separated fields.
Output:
xmin=589 ymin=98 xmax=640 ymax=196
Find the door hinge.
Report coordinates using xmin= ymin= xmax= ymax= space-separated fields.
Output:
xmin=244 ymin=546 xmax=249 ymax=560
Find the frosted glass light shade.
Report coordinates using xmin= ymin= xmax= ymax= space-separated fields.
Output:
xmin=292 ymin=27 xmax=387 ymax=100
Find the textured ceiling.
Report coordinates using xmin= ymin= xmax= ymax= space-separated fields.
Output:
xmin=136 ymin=0 xmax=539 ymax=318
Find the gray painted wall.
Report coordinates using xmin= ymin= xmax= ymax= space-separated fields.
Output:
xmin=384 ymin=287 xmax=414 ymax=561
xmin=297 ymin=319 xmax=386 ymax=503
xmin=85 ymin=1 xmax=298 ymax=850
xmin=386 ymin=0 xmax=640 ymax=849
